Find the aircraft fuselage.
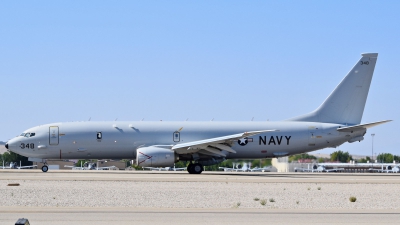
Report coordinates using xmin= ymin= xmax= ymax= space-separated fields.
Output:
xmin=6 ymin=121 xmax=361 ymax=160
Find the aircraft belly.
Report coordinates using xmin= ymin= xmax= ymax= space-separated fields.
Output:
xmin=59 ymin=143 xmax=135 ymax=159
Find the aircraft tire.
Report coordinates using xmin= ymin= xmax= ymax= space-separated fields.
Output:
xmin=187 ymin=164 xmax=194 ymax=174
xmin=41 ymin=165 xmax=48 ymax=172
xmin=192 ymin=163 xmax=203 ymax=174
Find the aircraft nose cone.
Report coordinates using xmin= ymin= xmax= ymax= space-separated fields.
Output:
xmin=5 ymin=143 xmax=8 ymax=149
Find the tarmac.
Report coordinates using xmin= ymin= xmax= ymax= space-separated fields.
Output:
xmin=1 ymin=170 xmax=399 ymax=225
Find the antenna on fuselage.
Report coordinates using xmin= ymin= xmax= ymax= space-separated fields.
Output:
xmin=115 ymin=118 xmax=118 ymax=121
xmin=88 ymin=117 xmax=91 ymax=121
xmin=251 ymin=117 xmax=254 ymax=121
xmin=141 ymin=118 xmax=144 ymax=121
xmin=211 ymin=118 xmax=214 ymax=121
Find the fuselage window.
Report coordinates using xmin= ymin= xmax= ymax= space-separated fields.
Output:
xmin=20 ymin=133 xmax=25 ymax=136
xmin=24 ymin=133 xmax=30 ymax=137
xmin=30 ymin=133 xmax=36 ymax=137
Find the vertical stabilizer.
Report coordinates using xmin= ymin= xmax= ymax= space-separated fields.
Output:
xmin=287 ymin=53 xmax=378 ymax=125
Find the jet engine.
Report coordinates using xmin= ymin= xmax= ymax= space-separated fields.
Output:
xmin=136 ymin=146 xmax=178 ymax=167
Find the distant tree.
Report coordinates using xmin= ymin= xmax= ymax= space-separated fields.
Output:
xmin=358 ymin=156 xmax=371 ymax=163
xmin=330 ymin=150 xmax=352 ymax=163
xmin=204 ymin=159 xmax=234 ymax=171
xmin=289 ymin=153 xmax=316 ymax=162
xmin=174 ymin=161 xmax=187 ymax=168
xmin=1 ymin=152 xmax=31 ymax=166
xmin=376 ymin=153 xmax=394 ymax=163
xmin=75 ymin=159 xmax=87 ymax=167
xmin=317 ymin=158 xmax=326 ymax=163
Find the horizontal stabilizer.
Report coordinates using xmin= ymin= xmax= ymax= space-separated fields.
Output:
xmin=337 ymin=120 xmax=392 ymax=132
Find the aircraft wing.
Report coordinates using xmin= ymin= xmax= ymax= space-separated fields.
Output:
xmin=144 ymin=167 xmax=168 ymax=171
xmin=324 ymin=168 xmax=344 ymax=172
xmin=64 ymin=165 xmax=75 ymax=168
xmin=219 ymin=167 xmax=234 ymax=172
xmin=368 ymin=168 xmax=387 ymax=173
xmin=144 ymin=167 xmax=154 ymax=170
xmin=294 ymin=167 xmax=315 ymax=172
xmin=337 ymin=120 xmax=392 ymax=132
xmin=250 ymin=166 xmax=271 ymax=172
xmin=172 ymin=130 xmax=276 ymax=156
xmin=17 ymin=165 xmax=37 ymax=169
xmin=64 ymin=165 xmax=86 ymax=170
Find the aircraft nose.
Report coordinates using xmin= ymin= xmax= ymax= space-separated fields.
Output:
xmin=5 ymin=143 xmax=8 ymax=149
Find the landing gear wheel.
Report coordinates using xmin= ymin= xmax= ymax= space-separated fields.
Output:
xmin=41 ymin=165 xmax=48 ymax=172
xmin=187 ymin=164 xmax=194 ymax=174
xmin=192 ymin=163 xmax=203 ymax=174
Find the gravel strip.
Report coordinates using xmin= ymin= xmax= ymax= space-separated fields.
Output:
xmin=2 ymin=180 xmax=399 ymax=209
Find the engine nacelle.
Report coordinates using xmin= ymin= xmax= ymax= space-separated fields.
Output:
xmin=136 ymin=146 xmax=178 ymax=167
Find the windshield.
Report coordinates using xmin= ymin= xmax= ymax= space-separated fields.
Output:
xmin=23 ymin=133 xmax=35 ymax=137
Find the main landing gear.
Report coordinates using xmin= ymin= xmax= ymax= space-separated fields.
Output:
xmin=187 ymin=163 xmax=203 ymax=174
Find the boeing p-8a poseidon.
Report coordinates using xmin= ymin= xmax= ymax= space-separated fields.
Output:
xmin=5 ymin=53 xmax=391 ymax=173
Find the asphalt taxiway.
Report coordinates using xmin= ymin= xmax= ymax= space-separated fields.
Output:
xmin=1 ymin=207 xmax=400 ymax=225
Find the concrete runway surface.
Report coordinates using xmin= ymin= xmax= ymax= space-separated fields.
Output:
xmin=1 ymin=170 xmax=400 ymax=225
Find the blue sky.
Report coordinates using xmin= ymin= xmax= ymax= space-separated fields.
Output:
xmin=1 ymin=1 xmax=399 ymax=156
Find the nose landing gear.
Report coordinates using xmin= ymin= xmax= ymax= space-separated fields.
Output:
xmin=41 ymin=161 xmax=49 ymax=172
xmin=41 ymin=165 xmax=48 ymax=172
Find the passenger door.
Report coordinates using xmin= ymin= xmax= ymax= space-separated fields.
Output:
xmin=49 ymin=126 xmax=59 ymax=145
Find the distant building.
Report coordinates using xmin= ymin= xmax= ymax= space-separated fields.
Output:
xmin=297 ymin=159 xmax=314 ymax=163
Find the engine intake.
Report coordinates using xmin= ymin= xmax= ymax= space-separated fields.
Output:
xmin=136 ymin=146 xmax=178 ymax=167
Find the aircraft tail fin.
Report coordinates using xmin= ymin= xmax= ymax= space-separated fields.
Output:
xmin=287 ymin=53 xmax=378 ymax=125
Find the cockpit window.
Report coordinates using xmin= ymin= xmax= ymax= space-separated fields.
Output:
xmin=24 ymin=133 xmax=30 ymax=137
xmin=20 ymin=133 xmax=25 ymax=136
xmin=30 ymin=133 xmax=35 ymax=137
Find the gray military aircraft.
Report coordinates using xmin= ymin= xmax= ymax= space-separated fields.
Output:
xmin=5 ymin=53 xmax=391 ymax=174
